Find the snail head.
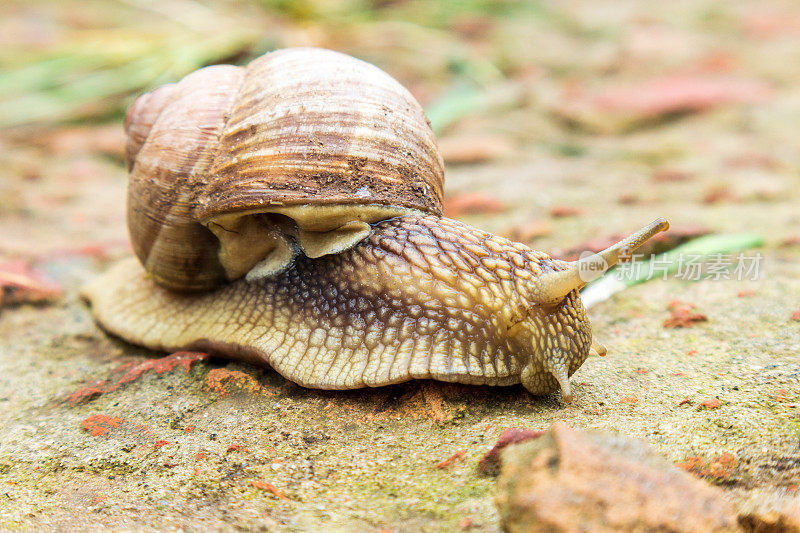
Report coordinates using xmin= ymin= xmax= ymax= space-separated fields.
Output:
xmin=509 ymin=218 xmax=669 ymax=402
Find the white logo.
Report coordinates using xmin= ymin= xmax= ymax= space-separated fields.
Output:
xmin=576 ymin=251 xmax=609 ymax=282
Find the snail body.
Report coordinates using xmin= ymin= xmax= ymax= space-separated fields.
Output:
xmin=84 ymin=215 xmax=668 ymax=401
xmin=84 ymin=47 xmax=670 ymax=402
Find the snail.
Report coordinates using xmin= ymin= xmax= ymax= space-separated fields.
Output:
xmin=83 ymin=48 xmax=670 ymax=402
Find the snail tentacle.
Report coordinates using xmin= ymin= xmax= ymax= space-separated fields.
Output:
xmin=531 ymin=218 xmax=670 ymax=305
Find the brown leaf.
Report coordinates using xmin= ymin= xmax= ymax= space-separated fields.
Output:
xmin=702 ymin=186 xmax=736 ymax=204
xmin=593 ymin=75 xmax=771 ymax=118
xmin=549 ymin=205 xmax=582 ymax=218
xmin=444 ymin=193 xmax=506 ymax=217
xmin=555 ymin=74 xmax=771 ymax=133
xmin=503 ymin=220 xmax=553 ymax=243
xmin=653 ymin=168 xmax=694 ymax=182
xmin=31 ymin=125 xmax=126 ymax=159
xmin=0 ymin=260 xmax=62 ymax=307
xmin=438 ymin=134 xmax=514 ymax=165
xmin=616 ymin=192 xmax=639 ymax=205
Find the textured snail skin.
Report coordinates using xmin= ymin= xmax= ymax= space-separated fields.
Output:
xmin=84 ymin=216 xmax=596 ymax=400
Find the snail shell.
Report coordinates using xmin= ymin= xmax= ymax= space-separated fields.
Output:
xmin=84 ymin=216 xmax=669 ymax=401
xmin=125 ymin=47 xmax=444 ymax=291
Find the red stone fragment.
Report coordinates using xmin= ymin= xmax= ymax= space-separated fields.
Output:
xmin=700 ymin=399 xmax=723 ymax=409
xmin=496 ymin=424 xmax=739 ymax=531
xmin=81 ymin=414 xmax=123 ymax=437
xmin=435 ymin=449 xmax=466 ymax=469
xmin=676 ymin=452 xmax=737 ymax=481
xmin=66 ymin=352 xmax=209 ymax=404
xmin=203 ymin=368 xmax=261 ymax=396
xmin=66 ymin=383 xmax=108 ymax=404
xmin=115 ymin=351 xmax=209 ymax=385
xmin=478 ymin=428 xmax=545 ymax=476
xmin=250 ymin=480 xmax=290 ymax=500
xmin=664 ymin=302 xmax=708 ymax=328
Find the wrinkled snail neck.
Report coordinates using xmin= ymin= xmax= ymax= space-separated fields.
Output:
xmin=530 ymin=218 xmax=670 ymax=306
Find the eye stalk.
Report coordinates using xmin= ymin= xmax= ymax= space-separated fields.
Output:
xmin=530 ymin=218 xmax=670 ymax=306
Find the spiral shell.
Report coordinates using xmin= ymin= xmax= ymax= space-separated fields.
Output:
xmin=125 ymin=47 xmax=444 ymax=291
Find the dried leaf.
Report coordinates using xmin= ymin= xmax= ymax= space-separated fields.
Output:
xmin=444 ymin=193 xmax=506 ymax=217
xmin=549 ymin=205 xmax=582 ymax=218
xmin=503 ymin=220 xmax=553 ymax=243
xmin=0 ymin=260 xmax=62 ymax=307
xmin=437 ymin=134 xmax=514 ymax=165
xmin=554 ymin=74 xmax=771 ymax=133
xmin=594 ymin=75 xmax=771 ymax=117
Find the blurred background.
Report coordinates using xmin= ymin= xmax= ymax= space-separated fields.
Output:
xmin=2 ymin=0 xmax=799 ymax=260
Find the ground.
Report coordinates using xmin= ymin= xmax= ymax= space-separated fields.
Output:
xmin=0 ymin=0 xmax=799 ymax=531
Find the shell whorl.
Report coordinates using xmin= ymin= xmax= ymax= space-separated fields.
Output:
xmin=124 ymin=83 xmax=179 ymax=170
xmin=125 ymin=48 xmax=445 ymax=291
xmin=83 ymin=216 xmax=592 ymax=397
